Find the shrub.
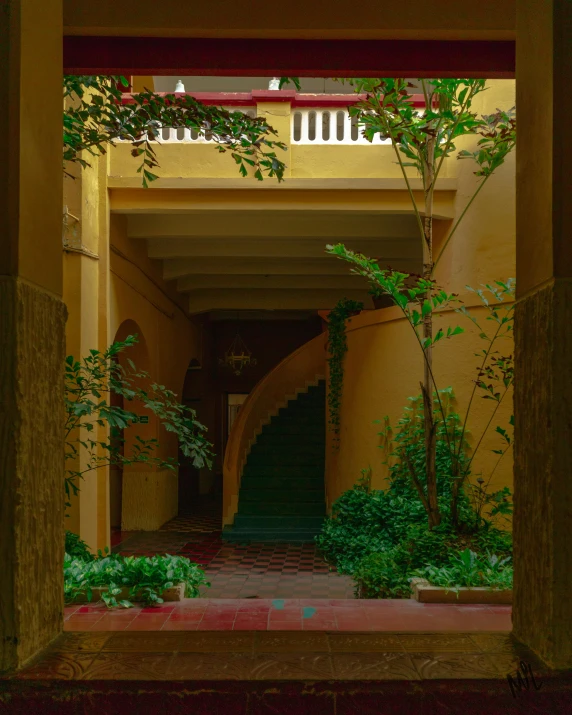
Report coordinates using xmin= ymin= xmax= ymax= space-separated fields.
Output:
xmin=64 ymin=552 xmax=209 ymax=607
xmin=413 ymin=548 xmax=513 ymax=594
xmin=65 ymin=531 xmax=95 ymax=561
xmin=354 ymin=523 xmax=452 ymax=598
xmin=317 ymin=475 xmax=512 ymax=598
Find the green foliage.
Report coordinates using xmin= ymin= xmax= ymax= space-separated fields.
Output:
xmin=63 ymin=76 xmax=287 ymax=186
xmin=355 ymin=525 xmax=452 ymax=598
xmin=413 ymin=548 xmax=513 ymax=594
xmin=64 ymin=552 xmax=209 ymax=608
xmin=326 ymin=298 xmax=364 ymax=442
xmin=64 ymin=531 xmax=95 ymax=561
xmin=64 ymin=335 xmax=214 ymax=507
xmin=316 ymin=423 xmax=513 ymax=598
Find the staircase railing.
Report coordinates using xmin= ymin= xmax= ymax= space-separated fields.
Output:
xmin=222 ymin=332 xmax=327 ymax=526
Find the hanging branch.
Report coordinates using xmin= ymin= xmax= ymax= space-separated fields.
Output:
xmin=63 ymin=76 xmax=287 ymax=186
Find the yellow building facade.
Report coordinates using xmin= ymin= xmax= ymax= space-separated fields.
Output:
xmin=62 ymin=78 xmax=516 ymax=553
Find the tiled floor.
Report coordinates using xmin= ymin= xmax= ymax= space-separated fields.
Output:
xmin=112 ymin=515 xmax=354 ymax=599
xmin=64 ymin=598 xmax=512 ymax=632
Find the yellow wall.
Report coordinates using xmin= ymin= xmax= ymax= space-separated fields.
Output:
xmin=326 ymin=80 xmax=516 ymax=516
xmin=65 ymin=79 xmax=515 ymax=544
xmin=64 ymin=155 xmax=204 ymax=545
xmin=108 ymin=215 xmax=202 ymax=530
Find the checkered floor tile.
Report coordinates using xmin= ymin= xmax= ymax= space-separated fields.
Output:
xmin=112 ymin=510 xmax=354 ymax=599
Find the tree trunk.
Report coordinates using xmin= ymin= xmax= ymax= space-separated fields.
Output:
xmin=422 ymin=131 xmax=441 ymax=529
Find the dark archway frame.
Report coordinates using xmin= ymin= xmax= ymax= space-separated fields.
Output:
xmin=64 ymin=37 xmax=515 ymax=78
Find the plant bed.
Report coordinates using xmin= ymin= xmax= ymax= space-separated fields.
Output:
xmin=69 ymin=582 xmax=186 ymax=604
xmin=64 ymin=551 xmax=209 ymax=608
xmin=410 ymin=577 xmax=512 ymax=604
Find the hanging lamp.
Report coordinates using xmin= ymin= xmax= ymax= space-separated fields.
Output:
xmin=218 ymin=315 xmax=257 ymax=376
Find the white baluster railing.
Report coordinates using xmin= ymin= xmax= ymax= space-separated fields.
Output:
xmin=291 ymin=108 xmax=390 ymax=145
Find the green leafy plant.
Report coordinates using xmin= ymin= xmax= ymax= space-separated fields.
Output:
xmin=64 ymin=531 xmax=95 ymax=561
xmin=64 ymin=334 xmax=214 ymax=508
xmin=317 ymin=470 xmax=512 ymax=598
xmin=326 ymin=247 xmax=515 ymax=528
xmin=326 ymin=298 xmax=364 ymax=443
xmin=325 ymin=78 xmax=515 ymax=528
xmin=413 ymin=548 xmax=513 ymax=595
xmin=64 ymin=552 xmax=209 ymax=608
xmin=64 ymin=76 xmax=287 ymax=186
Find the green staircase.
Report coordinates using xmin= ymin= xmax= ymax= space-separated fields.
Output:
xmin=222 ymin=380 xmax=326 ymax=542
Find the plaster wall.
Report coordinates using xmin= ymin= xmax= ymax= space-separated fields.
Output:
xmin=121 ymin=469 xmax=179 ymax=531
xmin=109 ymin=216 xmax=202 ymax=529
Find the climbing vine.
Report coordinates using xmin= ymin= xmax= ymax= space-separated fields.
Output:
xmin=327 ymin=298 xmax=364 ymax=443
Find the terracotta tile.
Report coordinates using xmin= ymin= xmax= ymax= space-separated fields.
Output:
xmin=125 ymin=618 xmax=169 ymax=631
xmin=267 ymin=621 xmax=303 ymax=631
xmin=161 ymin=620 xmax=199 ymax=630
xmin=103 ymin=632 xmax=183 ymax=651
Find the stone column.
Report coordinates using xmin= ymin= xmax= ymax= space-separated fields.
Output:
xmin=513 ymin=0 xmax=572 ymax=669
xmin=0 ymin=0 xmax=66 ymax=671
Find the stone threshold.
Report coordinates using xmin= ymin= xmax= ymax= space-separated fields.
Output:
xmin=5 ymin=630 xmax=558 ymax=681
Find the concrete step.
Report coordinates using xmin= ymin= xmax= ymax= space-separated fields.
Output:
xmin=237 ymin=501 xmax=325 ymax=516
xmin=242 ymin=465 xmax=324 ymax=478
xmin=239 ymin=488 xmax=325 ymax=503
xmin=233 ymin=515 xmax=325 ymax=529
xmin=240 ymin=476 xmax=324 ymax=490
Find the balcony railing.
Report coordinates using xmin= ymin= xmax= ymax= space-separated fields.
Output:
xmin=291 ymin=109 xmax=390 ymax=145
xmin=120 ymin=91 xmax=423 ymax=146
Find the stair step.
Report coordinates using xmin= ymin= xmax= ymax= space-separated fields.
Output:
xmin=261 ymin=424 xmax=324 ymax=435
xmin=233 ymin=515 xmax=325 ymax=529
xmin=240 ymin=476 xmax=324 ymax=490
xmin=240 ymin=488 xmax=324 ymax=503
xmin=246 ymin=454 xmax=324 ymax=468
xmin=255 ymin=434 xmax=325 ymax=447
xmin=250 ymin=443 xmax=324 ymax=455
xmin=242 ymin=465 xmax=324 ymax=478
xmin=238 ymin=501 xmax=325 ymax=516
xmin=222 ymin=526 xmax=322 ymax=543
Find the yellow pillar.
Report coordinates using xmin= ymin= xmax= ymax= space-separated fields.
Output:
xmin=63 ymin=150 xmax=111 ymax=553
xmin=0 ymin=0 xmax=66 ymax=672
xmin=513 ymin=0 xmax=572 ymax=668
xmin=255 ymin=93 xmax=292 ymax=178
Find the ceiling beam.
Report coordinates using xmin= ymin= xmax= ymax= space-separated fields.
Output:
xmin=127 ymin=213 xmax=420 ymax=239
xmin=63 ymin=37 xmax=514 ymax=78
xmin=110 ymin=188 xmax=456 ymax=219
xmin=147 ymin=236 xmax=418 ymax=259
xmin=162 ymin=256 xmax=420 ymax=280
xmin=177 ymin=274 xmax=367 ymax=292
xmin=187 ymin=288 xmax=373 ymax=314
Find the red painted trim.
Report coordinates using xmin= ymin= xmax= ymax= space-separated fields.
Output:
xmin=120 ymin=91 xmax=427 ymax=108
xmin=64 ymin=37 xmax=515 ymax=78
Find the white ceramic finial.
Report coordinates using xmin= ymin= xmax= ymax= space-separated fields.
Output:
xmin=175 ymin=80 xmax=185 ymax=93
xmin=268 ymin=77 xmax=280 ymax=90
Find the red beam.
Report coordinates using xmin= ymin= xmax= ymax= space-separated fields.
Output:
xmin=120 ymin=91 xmax=428 ymax=107
xmin=63 ymin=37 xmax=515 ymax=78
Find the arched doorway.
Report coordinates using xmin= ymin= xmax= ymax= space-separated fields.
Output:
xmin=109 ymin=319 xmax=150 ymax=533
